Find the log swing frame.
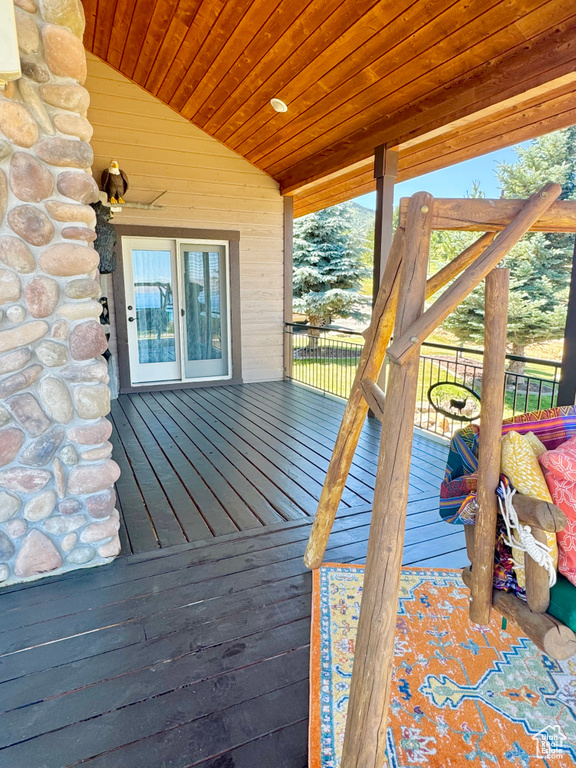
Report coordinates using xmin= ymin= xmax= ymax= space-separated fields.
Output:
xmin=303 ymin=183 xmax=576 ymax=768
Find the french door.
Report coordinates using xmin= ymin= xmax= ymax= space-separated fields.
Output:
xmin=123 ymin=237 xmax=231 ymax=385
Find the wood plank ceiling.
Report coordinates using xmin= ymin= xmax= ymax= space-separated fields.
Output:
xmin=82 ymin=0 xmax=576 ymax=216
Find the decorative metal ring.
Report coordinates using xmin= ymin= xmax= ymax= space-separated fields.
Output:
xmin=427 ymin=381 xmax=481 ymax=422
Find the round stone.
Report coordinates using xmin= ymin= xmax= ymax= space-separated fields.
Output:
xmin=6 ymin=305 xmax=26 ymax=324
xmin=66 ymin=546 xmax=94 ymax=564
xmin=0 ymin=321 xmax=48 ymax=354
xmin=53 ymin=113 xmax=93 ymax=141
xmin=42 ymin=24 xmax=87 ymax=83
xmin=73 ymin=384 xmax=111 ymax=419
xmin=40 ymin=243 xmax=99 ymax=277
xmin=10 ymin=152 xmax=54 ymax=203
xmin=0 ymin=406 xmax=10 ymax=426
xmin=98 ymin=536 xmax=121 ymax=558
xmin=61 ymin=226 xmax=97 ymax=243
xmin=69 ymin=321 xmax=108 ymax=360
xmin=60 ymin=362 xmax=109 ymax=383
xmin=0 ymin=365 xmax=42 ymax=398
xmin=44 ymin=513 xmax=86 ymax=534
xmin=80 ymin=509 xmax=120 ymax=543
xmin=21 ymin=57 xmax=50 ymax=83
xmin=60 ymin=444 xmax=78 ymax=465
xmin=36 ymin=137 xmax=93 ymax=168
xmin=0 ymin=530 xmax=15 ymax=560
xmin=0 ymin=349 xmax=31 ymax=376
xmin=0 ymin=237 xmax=35 ymax=273
xmin=67 ymin=418 xmax=113 ymax=446
xmin=24 ymin=489 xmax=57 ymax=521
xmin=0 ymin=491 xmax=21 ymax=522
xmin=58 ymin=301 xmax=102 ymax=321
xmin=0 ymin=269 xmax=21 ymax=304
xmin=5 ymin=518 xmax=27 ymax=538
xmin=0 ymin=564 xmax=8 ymax=582
xmin=8 ymin=392 xmax=51 ymax=436
xmin=51 ymin=321 xmax=69 ymax=341
xmin=68 ymin=459 xmax=120 ymax=495
xmin=85 ymin=487 xmax=116 ymax=518
xmin=38 ymin=377 xmax=73 ymax=424
xmin=17 ymin=77 xmax=54 ymax=136
xmin=54 ymin=457 xmax=65 ymax=498
xmin=65 ymin=278 xmax=100 ymax=299
xmin=59 ymin=498 xmax=83 ymax=515
xmin=0 ymin=141 xmax=10 ymax=161
xmin=81 ymin=442 xmax=113 ymax=461
xmin=15 ymin=10 xmax=41 ymax=56
xmin=39 ymin=84 xmax=90 ymax=114
xmin=0 ymin=170 xmax=6 ymax=227
xmin=0 ymin=428 xmax=24 ymax=466
xmin=39 ymin=0 xmax=85 ymax=37
xmin=0 ymin=467 xmax=51 ymax=492
xmin=20 ymin=425 xmax=65 ymax=466
xmin=15 ymin=0 xmax=38 ymax=12
xmin=0 ymin=323 xmax=48 ymax=360
xmin=44 ymin=200 xmax=96 ymax=226
xmin=0 ymin=102 xmax=38 ymax=148
xmin=25 ymin=275 xmax=59 ymax=318
xmin=35 ymin=340 xmax=68 ymax=367
xmin=56 ymin=171 xmax=99 ymax=204
xmin=8 ymin=205 xmax=54 ymax=246
xmin=14 ymin=529 xmax=62 ymax=577
xmin=61 ymin=533 xmax=77 ymax=551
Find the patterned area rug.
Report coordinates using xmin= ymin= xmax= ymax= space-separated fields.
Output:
xmin=310 ymin=565 xmax=576 ymax=767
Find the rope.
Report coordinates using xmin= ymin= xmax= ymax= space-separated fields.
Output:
xmin=498 ymin=481 xmax=557 ymax=588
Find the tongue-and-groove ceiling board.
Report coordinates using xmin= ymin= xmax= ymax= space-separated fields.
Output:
xmin=82 ymin=0 xmax=576 ymax=214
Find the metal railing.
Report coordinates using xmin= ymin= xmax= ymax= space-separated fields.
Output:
xmin=284 ymin=323 xmax=562 ymax=437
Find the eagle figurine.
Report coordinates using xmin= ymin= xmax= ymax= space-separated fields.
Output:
xmin=101 ymin=160 xmax=128 ymax=205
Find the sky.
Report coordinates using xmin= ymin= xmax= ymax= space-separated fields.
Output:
xmin=354 ymin=143 xmax=529 ymax=209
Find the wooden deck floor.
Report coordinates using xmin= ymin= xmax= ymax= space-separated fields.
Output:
xmin=0 ymin=380 xmax=463 ymax=767
xmin=110 ymin=380 xmax=449 ymax=553
xmin=0 ymin=497 xmax=466 ymax=767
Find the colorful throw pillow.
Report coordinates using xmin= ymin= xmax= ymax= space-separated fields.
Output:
xmin=501 ymin=430 xmax=558 ymax=589
xmin=543 ymin=470 xmax=576 ymax=587
xmin=540 ymin=434 xmax=576 ymax=482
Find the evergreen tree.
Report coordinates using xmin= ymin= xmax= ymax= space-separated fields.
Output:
xmin=442 ymin=127 xmax=576 ymax=370
xmin=293 ymin=202 xmax=370 ymax=328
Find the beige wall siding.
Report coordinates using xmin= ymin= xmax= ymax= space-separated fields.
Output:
xmin=86 ymin=52 xmax=285 ymax=385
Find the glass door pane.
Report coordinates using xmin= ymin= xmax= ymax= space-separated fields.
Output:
xmin=181 ymin=244 xmax=229 ymax=379
xmin=124 ymin=239 xmax=180 ymax=384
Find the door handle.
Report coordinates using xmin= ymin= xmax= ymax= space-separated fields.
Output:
xmin=128 ymin=317 xmax=135 ymax=322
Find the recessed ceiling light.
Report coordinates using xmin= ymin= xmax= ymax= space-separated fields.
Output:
xmin=270 ymin=98 xmax=288 ymax=113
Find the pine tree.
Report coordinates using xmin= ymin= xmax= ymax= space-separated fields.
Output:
xmin=293 ymin=202 xmax=370 ymax=329
xmin=442 ymin=127 xmax=576 ymax=371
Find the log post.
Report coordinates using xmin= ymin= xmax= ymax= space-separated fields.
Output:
xmin=304 ymin=218 xmax=497 ymax=570
xmin=469 ymin=268 xmax=509 ymax=626
xmin=303 ymin=226 xmax=406 ymax=570
xmin=525 ymin=527 xmax=552 ymax=613
xmin=340 ymin=192 xmax=433 ymax=768
xmin=464 ymin=524 xmax=475 ymax=562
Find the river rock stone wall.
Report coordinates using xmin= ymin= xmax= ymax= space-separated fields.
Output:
xmin=0 ymin=0 xmax=120 ymax=585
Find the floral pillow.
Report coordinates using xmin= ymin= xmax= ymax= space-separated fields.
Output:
xmin=543 ymin=470 xmax=576 ymax=587
xmin=501 ymin=430 xmax=558 ymax=589
xmin=540 ymin=434 xmax=576 ymax=481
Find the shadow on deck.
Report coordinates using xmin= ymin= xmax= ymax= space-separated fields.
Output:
xmin=0 ymin=381 xmax=466 ymax=767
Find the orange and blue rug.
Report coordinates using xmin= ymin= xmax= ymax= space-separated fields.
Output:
xmin=310 ymin=565 xmax=576 ymax=767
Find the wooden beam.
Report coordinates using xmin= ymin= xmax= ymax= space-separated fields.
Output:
xmin=372 ymin=147 xmax=398 ymax=303
xmin=469 ymin=268 xmax=509 ymax=626
xmin=525 ymin=527 xmax=552 ymax=614
xmin=513 ymin=495 xmax=567 ymax=532
xmin=341 ymin=192 xmax=432 ymax=768
xmin=425 ymin=232 xmax=495 ymax=299
xmin=558 ymin=238 xmax=576 ymax=406
xmin=388 ymin=184 xmax=562 ymax=366
xmin=359 ymin=379 xmax=385 ymax=422
xmin=398 ymin=197 xmax=576 ymax=232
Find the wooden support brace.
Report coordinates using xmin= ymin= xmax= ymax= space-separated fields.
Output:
xmin=360 ymin=379 xmax=385 ymax=422
xmin=513 ymin=494 xmax=567 ymax=532
xmin=525 ymin=527 xmax=552 ymax=614
xmin=462 ymin=568 xmax=576 ymax=660
xmin=340 ymin=192 xmax=433 ymax=768
xmin=469 ymin=268 xmax=509 ymax=626
xmin=388 ymin=184 xmax=562 ymax=366
xmin=304 ymin=217 xmax=496 ymax=570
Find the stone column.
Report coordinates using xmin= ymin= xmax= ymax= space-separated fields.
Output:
xmin=0 ymin=0 xmax=120 ymax=585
